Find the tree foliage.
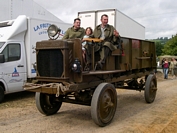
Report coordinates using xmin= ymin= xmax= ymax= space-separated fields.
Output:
xmin=149 ymin=39 xmax=166 ymax=56
xmin=155 ymin=42 xmax=164 ymax=56
xmin=162 ymin=35 xmax=177 ymax=56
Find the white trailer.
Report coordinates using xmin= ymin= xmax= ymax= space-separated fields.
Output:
xmin=78 ymin=9 xmax=145 ymax=40
xmin=0 ymin=0 xmax=62 ymax=22
xmin=0 ymin=15 xmax=71 ymax=102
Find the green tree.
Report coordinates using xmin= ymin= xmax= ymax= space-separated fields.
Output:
xmin=155 ymin=42 xmax=164 ymax=56
xmin=162 ymin=35 xmax=177 ymax=55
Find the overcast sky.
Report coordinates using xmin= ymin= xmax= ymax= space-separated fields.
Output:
xmin=34 ymin=0 xmax=177 ymax=39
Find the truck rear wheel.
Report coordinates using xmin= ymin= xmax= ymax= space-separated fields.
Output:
xmin=144 ymin=74 xmax=157 ymax=103
xmin=91 ymin=83 xmax=117 ymax=127
xmin=0 ymin=85 xmax=4 ymax=103
xmin=35 ymin=92 xmax=62 ymax=115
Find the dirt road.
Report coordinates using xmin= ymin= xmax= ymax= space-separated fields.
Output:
xmin=0 ymin=73 xmax=177 ymax=133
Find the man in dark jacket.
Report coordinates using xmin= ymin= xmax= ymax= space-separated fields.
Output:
xmin=62 ymin=18 xmax=85 ymax=39
xmin=85 ymin=14 xmax=121 ymax=70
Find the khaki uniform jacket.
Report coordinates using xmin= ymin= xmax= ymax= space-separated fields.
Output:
xmin=93 ymin=24 xmax=120 ymax=51
xmin=170 ymin=61 xmax=177 ymax=69
xmin=62 ymin=27 xmax=85 ymax=40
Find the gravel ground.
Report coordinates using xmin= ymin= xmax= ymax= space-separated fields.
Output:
xmin=0 ymin=72 xmax=177 ymax=133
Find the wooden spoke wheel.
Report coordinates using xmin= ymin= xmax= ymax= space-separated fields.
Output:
xmin=91 ymin=83 xmax=117 ymax=127
xmin=144 ymin=74 xmax=157 ymax=103
xmin=35 ymin=92 xmax=62 ymax=115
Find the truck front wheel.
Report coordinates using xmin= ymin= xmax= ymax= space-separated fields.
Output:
xmin=91 ymin=83 xmax=117 ymax=127
xmin=0 ymin=85 xmax=5 ymax=103
xmin=35 ymin=92 xmax=62 ymax=115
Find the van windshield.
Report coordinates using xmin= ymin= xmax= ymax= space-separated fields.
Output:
xmin=0 ymin=42 xmax=5 ymax=48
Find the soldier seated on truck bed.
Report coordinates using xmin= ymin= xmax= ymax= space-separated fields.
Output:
xmin=62 ymin=18 xmax=85 ymax=40
xmin=84 ymin=14 xmax=121 ymax=71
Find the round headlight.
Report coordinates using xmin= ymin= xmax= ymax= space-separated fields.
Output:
xmin=47 ymin=24 xmax=61 ymax=40
xmin=71 ymin=59 xmax=82 ymax=73
xmin=72 ymin=64 xmax=77 ymax=71
xmin=47 ymin=24 xmax=58 ymax=37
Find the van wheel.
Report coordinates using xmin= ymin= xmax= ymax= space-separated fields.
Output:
xmin=35 ymin=92 xmax=62 ymax=115
xmin=0 ymin=86 xmax=5 ymax=103
xmin=91 ymin=83 xmax=117 ymax=127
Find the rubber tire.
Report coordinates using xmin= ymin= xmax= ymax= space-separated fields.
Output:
xmin=0 ymin=85 xmax=4 ymax=103
xmin=144 ymin=74 xmax=157 ymax=103
xmin=35 ymin=92 xmax=62 ymax=115
xmin=91 ymin=83 xmax=117 ymax=127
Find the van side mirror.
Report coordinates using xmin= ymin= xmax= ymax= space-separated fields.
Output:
xmin=0 ymin=54 xmax=5 ymax=63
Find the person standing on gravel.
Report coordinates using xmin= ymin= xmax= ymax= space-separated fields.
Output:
xmin=163 ymin=58 xmax=169 ymax=79
xmin=161 ymin=58 xmax=165 ymax=73
xmin=169 ymin=58 xmax=177 ymax=79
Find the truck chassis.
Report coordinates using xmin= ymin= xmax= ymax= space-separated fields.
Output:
xmin=24 ymin=36 xmax=157 ymax=127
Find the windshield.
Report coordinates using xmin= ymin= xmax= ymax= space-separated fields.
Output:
xmin=0 ymin=42 xmax=5 ymax=49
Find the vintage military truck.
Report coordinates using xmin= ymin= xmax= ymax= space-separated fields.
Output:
xmin=24 ymin=25 xmax=157 ymax=127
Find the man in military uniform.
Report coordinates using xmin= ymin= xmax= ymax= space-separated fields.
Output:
xmin=62 ymin=18 xmax=85 ymax=39
xmin=85 ymin=14 xmax=121 ymax=70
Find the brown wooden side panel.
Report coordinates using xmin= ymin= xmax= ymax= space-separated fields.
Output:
xmin=104 ymin=56 xmax=115 ymax=70
xmin=150 ymin=42 xmax=157 ymax=68
xmin=64 ymin=41 xmax=73 ymax=80
xmin=141 ymin=41 xmax=151 ymax=68
xmin=119 ymin=38 xmax=131 ymax=71
xmin=131 ymin=39 xmax=140 ymax=69
xmin=73 ymin=39 xmax=83 ymax=82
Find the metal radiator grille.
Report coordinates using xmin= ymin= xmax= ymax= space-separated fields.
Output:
xmin=37 ymin=49 xmax=63 ymax=77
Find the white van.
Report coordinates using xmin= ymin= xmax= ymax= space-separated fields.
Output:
xmin=0 ymin=15 xmax=71 ymax=102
